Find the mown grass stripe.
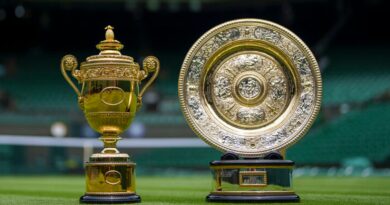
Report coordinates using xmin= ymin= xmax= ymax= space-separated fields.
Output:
xmin=0 ymin=176 xmax=389 ymax=205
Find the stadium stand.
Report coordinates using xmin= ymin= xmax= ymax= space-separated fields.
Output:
xmin=1 ymin=45 xmax=390 ymax=174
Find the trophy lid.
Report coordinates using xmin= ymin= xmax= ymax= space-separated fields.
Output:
xmin=178 ymin=19 xmax=322 ymax=157
xmin=95 ymin=25 xmax=124 ymax=51
xmin=77 ymin=26 xmax=140 ymax=82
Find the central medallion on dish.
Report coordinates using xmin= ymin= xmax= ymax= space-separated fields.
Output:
xmin=237 ymin=76 xmax=262 ymax=99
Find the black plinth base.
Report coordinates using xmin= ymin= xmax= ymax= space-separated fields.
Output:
xmin=80 ymin=194 xmax=141 ymax=204
xmin=206 ymin=194 xmax=300 ymax=203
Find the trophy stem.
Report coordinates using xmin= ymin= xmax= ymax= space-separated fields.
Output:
xmin=100 ymin=134 xmax=121 ymax=154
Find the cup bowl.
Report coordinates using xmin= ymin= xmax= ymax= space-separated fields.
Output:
xmin=82 ymin=80 xmax=138 ymax=135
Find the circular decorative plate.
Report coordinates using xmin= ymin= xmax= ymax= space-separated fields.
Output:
xmin=179 ymin=19 xmax=322 ymax=157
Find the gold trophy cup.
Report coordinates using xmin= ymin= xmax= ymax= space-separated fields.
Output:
xmin=61 ymin=26 xmax=159 ymax=203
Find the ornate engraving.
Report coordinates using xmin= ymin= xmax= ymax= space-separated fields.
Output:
xmin=214 ymin=76 xmax=231 ymax=99
xmin=188 ymin=56 xmax=205 ymax=83
xmin=79 ymin=65 xmax=140 ymax=81
xmin=238 ymin=77 xmax=262 ymax=99
xmin=179 ymin=19 xmax=321 ymax=157
xmin=104 ymin=170 xmax=122 ymax=185
xmin=214 ymin=28 xmax=240 ymax=45
xmin=211 ymin=52 xmax=289 ymax=128
xmin=143 ymin=56 xmax=159 ymax=73
xmin=236 ymin=108 xmax=265 ymax=124
xmin=63 ymin=55 xmax=78 ymax=71
xmin=254 ymin=27 xmax=282 ymax=43
xmin=100 ymin=86 xmax=125 ymax=106
xmin=188 ymin=96 xmax=205 ymax=120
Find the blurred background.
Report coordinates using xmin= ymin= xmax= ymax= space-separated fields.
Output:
xmin=0 ymin=0 xmax=389 ymax=176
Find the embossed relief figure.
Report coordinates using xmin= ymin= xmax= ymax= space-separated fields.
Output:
xmin=238 ymin=77 xmax=261 ymax=99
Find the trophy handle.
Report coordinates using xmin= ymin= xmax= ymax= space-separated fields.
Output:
xmin=137 ymin=56 xmax=160 ymax=109
xmin=126 ymin=81 xmax=135 ymax=112
xmin=61 ymin=54 xmax=81 ymax=96
xmin=61 ymin=55 xmax=85 ymax=110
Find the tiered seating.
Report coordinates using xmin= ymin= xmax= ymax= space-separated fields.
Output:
xmin=322 ymin=48 xmax=390 ymax=105
xmin=288 ymin=103 xmax=390 ymax=165
xmin=0 ymin=53 xmax=184 ymax=126
xmin=1 ymin=47 xmax=390 ymax=167
xmin=288 ymin=48 xmax=390 ymax=165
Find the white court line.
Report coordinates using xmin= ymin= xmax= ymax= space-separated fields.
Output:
xmin=0 ymin=135 xmax=208 ymax=148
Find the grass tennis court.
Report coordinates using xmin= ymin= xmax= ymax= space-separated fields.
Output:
xmin=0 ymin=176 xmax=389 ymax=205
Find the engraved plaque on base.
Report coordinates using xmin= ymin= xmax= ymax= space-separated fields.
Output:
xmin=178 ymin=19 xmax=322 ymax=202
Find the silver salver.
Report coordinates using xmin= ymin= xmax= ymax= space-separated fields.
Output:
xmin=178 ymin=19 xmax=322 ymax=157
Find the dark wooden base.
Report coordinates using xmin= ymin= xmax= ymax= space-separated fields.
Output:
xmin=206 ymin=194 xmax=300 ymax=203
xmin=80 ymin=194 xmax=141 ymax=204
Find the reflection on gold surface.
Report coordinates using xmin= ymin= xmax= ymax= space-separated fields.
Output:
xmin=86 ymin=163 xmax=136 ymax=194
xmin=61 ymin=25 xmax=159 ymax=199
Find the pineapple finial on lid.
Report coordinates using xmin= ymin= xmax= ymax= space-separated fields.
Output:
xmin=96 ymin=25 xmax=123 ymax=51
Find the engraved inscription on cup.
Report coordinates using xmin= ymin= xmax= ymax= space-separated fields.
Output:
xmin=104 ymin=170 xmax=122 ymax=185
